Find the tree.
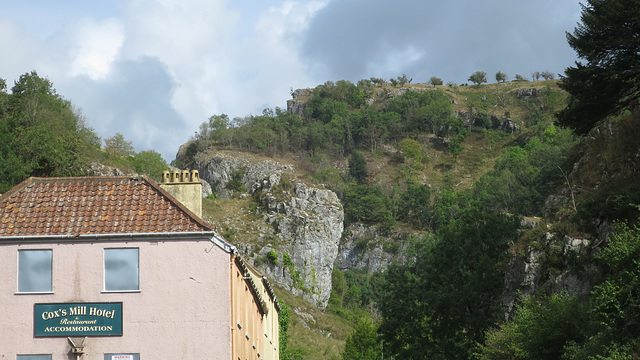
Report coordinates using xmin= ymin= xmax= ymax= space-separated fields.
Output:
xmin=478 ymin=292 xmax=591 ymax=360
xmin=398 ymin=182 xmax=431 ymax=228
xmin=532 ymin=71 xmax=542 ymax=81
xmin=397 ymin=74 xmax=412 ymax=85
xmin=343 ymin=184 xmax=389 ymax=224
xmin=104 ymin=132 xmax=135 ymax=157
xmin=348 ymin=151 xmax=368 ymax=184
xmin=129 ymin=150 xmax=167 ymax=182
xmin=429 ymin=76 xmax=443 ymax=86
xmin=342 ymin=318 xmax=382 ymax=360
xmin=6 ymin=71 xmax=99 ymax=180
xmin=397 ymin=138 xmax=422 ymax=160
xmin=468 ymin=71 xmax=488 ymax=88
xmin=514 ymin=74 xmax=528 ymax=82
xmin=495 ymin=71 xmax=507 ymax=82
xmin=380 ymin=205 xmax=521 ymax=359
xmin=558 ymin=0 xmax=640 ymax=135
xmin=541 ymin=71 xmax=555 ymax=80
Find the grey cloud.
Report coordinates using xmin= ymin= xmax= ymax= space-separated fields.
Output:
xmin=302 ymin=0 xmax=580 ymax=84
xmin=63 ymin=56 xmax=187 ymax=160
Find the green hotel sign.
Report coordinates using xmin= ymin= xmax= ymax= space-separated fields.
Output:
xmin=34 ymin=302 xmax=123 ymax=337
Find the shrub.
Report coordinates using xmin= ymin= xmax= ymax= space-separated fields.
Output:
xmin=266 ymin=250 xmax=279 ymax=265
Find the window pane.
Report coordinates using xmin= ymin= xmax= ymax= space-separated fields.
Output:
xmin=17 ymin=355 xmax=52 ymax=360
xmin=18 ymin=250 xmax=52 ymax=292
xmin=105 ymin=248 xmax=139 ymax=291
xmin=104 ymin=354 xmax=140 ymax=360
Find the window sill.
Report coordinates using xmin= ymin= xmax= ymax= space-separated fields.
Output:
xmin=15 ymin=291 xmax=54 ymax=295
xmin=101 ymin=290 xmax=141 ymax=294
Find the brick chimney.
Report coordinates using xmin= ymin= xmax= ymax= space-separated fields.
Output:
xmin=159 ymin=169 xmax=203 ymax=217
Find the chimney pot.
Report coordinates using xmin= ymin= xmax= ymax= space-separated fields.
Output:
xmin=181 ymin=170 xmax=190 ymax=183
xmin=190 ymin=170 xmax=200 ymax=182
xmin=171 ymin=170 xmax=180 ymax=183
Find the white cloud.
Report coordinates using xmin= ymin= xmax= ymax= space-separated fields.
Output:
xmin=66 ymin=18 xmax=124 ymax=80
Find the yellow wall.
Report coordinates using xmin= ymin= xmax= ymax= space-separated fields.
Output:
xmin=231 ymin=256 xmax=279 ymax=360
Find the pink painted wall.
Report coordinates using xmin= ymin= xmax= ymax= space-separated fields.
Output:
xmin=0 ymin=238 xmax=232 ymax=360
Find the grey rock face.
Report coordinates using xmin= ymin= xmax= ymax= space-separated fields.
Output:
xmin=386 ymin=86 xmax=431 ymax=99
xmin=457 ymin=111 xmax=520 ymax=133
xmin=502 ymin=249 xmax=544 ymax=317
xmin=86 ymin=162 xmax=126 ymax=176
xmin=335 ymin=225 xmax=412 ymax=274
xmin=502 ymin=234 xmax=595 ymax=319
xmin=514 ymin=87 xmax=540 ymax=99
xmin=287 ymin=88 xmax=314 ymax=116
xmin=261 ymin=183 xmax=344 ymax=308
xmin=193 ymin=151 xmax=343 ymax=309
xmin=194 ymin=151 xmax=292 ymax=198
xmin=287 ymin=99 xmax=307 ymax=117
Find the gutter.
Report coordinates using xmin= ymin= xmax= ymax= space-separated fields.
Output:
xmin=0 ymin=231 xmax=237 ymax=254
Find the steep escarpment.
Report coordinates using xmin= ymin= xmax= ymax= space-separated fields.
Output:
xmin=182 ymin=149 xmax=344 ymax=308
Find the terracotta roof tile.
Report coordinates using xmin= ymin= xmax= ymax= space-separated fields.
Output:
xmin=0 ymin=176 xmax=212 ymax=237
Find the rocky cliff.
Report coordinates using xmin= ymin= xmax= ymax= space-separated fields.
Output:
xmin=186 ymin=149 xmax=344 ymax=308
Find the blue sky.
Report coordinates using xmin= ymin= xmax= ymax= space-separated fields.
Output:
xmin=0 ymin=0 xmax=582 ymax=161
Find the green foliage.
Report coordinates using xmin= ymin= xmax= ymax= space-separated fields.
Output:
xmin=558 ymin=0 xmax=640 ymax=134
xmin=514 ymin=74 xmax=528 ymax=82
xmin=343 ymin=184 xmax=389 ymax=225
xmin=225 ymin=169 xmax=247 ymax=193
xmin=495 ymin=71 xmax=507 ymax=82
xmin=483 ymin=220 xmax=640 ymax=360
xmin=104 ymin=132 xmax=135 ymax=157
xmin=379 ymin=204 xmax=520 ymax=359
xmin=281 ymin=253 xmax=306 ymax=291
xmin=267 ymin=250 xmax=279 ymax=265
xmin=328 ymin=266 xmax=386 ymax=320
xmin=592 ymin=220 xmax=640 ymax=341
xmin=472 ymin=127 xmax=577 ymax=215
xmin=469 ymin=71 xmax=488 ymax=87
xmin=279 ymin=301 xmax=293 ymax=360
xmin=348 ymin=151 xmax=368 ymax=184
xmin=447 ymin=133 xmax=465 ymax=160
xmin=477 ymin=292 xmax=591 ymax=360
xmin=0 ymin=71 xmax=101 ymax=192
xmin=386 ymin=89 xmax=456 ymax=136
xmin=328 ymin=267 xmax=348 ymax=309
xmin=429 ymin=76 xmax=443 ymax=86
xmin=129 ymin=150 xmax=167 ymax=182
xmin=431 ymin=188 xmax=465 ymax=229
xmin=398 ymin=183 xmax=431 ymax=228
xmin=397 ymin=157 xmax=424 ymax=184
xmin=283 ymin=253 xmax=294 ymax=267
xmin=397 ymin=138 xmax=422 ymax=159
xmin=341 ymin=317 xmax=382 ymax=360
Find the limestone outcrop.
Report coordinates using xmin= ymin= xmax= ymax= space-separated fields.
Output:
xmin=335 ymin=225 xmax=414 ymax=274
xmin=189 ymin=150 xmax=343 ymax=309
xmin=501 ymin=233 xmax=596 ymax=318
xmin=260 ymin=183 xmax=344 ymax=308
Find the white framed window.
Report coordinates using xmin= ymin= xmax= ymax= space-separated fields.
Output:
xmin=17 ymin=355 xmax=52 ymax=360
xmin=17 ymin=249 xmax=52 ymax=293
xmin=104 ymin=248 xmax=139 ymax=291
